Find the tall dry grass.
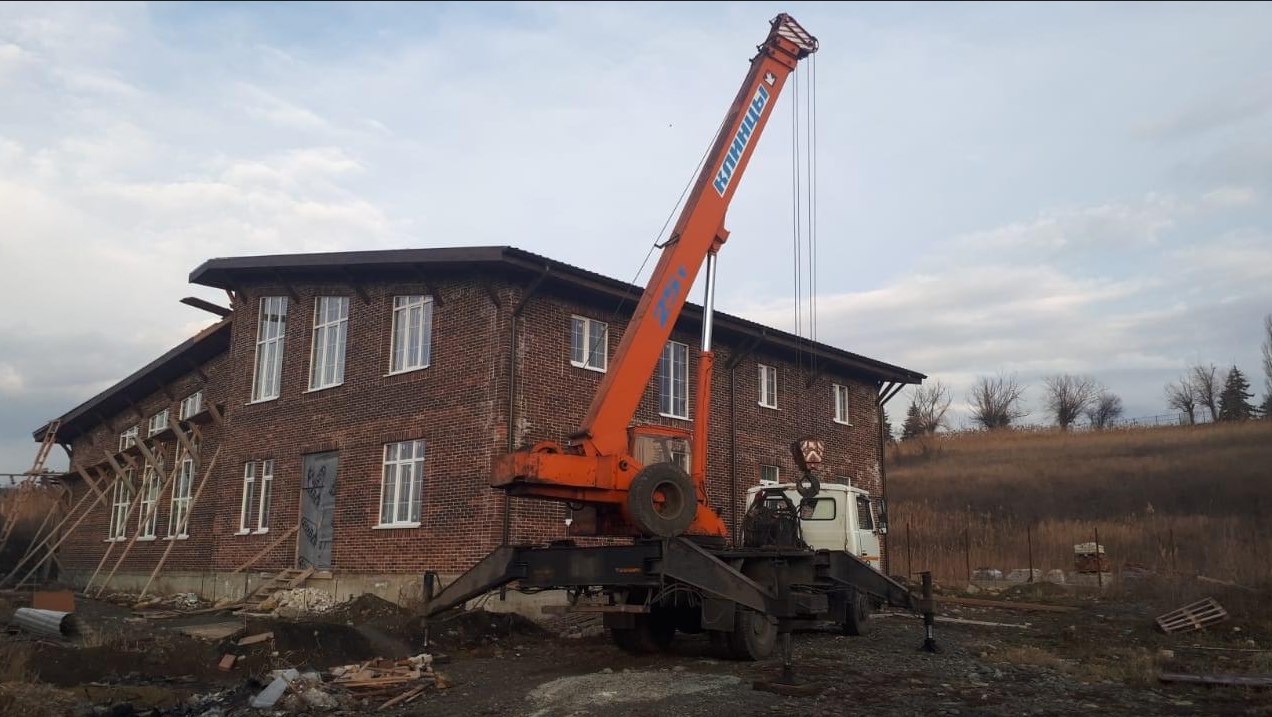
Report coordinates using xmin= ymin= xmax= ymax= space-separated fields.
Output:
xmin=886 ymin=422 xmax=1272 ymax=586
xmin=0 ymin=485 xmax=62 ymax=570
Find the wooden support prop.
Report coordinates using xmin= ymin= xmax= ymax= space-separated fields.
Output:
xmin=0 ymin=479 xmax=94 ymax=588
xmin=132 ymin=437 xmax=162 ymax=472
xmin=84 ymin=473 xmax=149 ymax=593
xmin=94 ymin=457 xmax=181 ymax=598
xmin=1 ymin=486 xmax=55 ymax=559
xmin=168 ymin=415 xmax=199 ymax=464
xmin=231 ymin=525 xmax=300 ymax=574
xmin=1159 ymin=673 xmax=1272 ymax=688
xmin=206 ymin=403 xmax=225 ymax=425
xmin=934 ymin=596 xmax=1078 ymax=613
xmin=4 ymin=473 xmax=112 ymax=588
xmin=75 ymin=465 xmax=107 ymax=502
xmin=138 ymin=446 xmax=220 ymax=600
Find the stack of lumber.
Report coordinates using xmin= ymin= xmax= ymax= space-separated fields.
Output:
xmin=329 ymin=654 xmax=444 ymax=709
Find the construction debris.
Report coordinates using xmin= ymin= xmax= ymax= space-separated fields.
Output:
xmin=1155 ymin=597 xmax=1229 ymax=634
xmin=31 ymin=590 xmax=74 ymax=612
xmin=12 ymin=607 xmax=83 ymax=639
xmin=330 ymin=653 xmax=444 ymax=708
xmin=217 ymin=654 xmax=237 ymax=672
xmin=934 ymin=596 xmax=1078 ymax=613
xmin=261 ymin=586 xmax=336 ymax=615
xmin=236 ymin=630 xmax=274 ymax=646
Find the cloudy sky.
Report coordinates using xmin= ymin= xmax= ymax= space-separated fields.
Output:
xmin=1 ymin=2 xmax=1269 ymax=470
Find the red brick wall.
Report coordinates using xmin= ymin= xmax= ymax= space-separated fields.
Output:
xmin=56 ymin=267 xmax=890 ymax=580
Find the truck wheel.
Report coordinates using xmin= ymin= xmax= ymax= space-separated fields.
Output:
xmin=628 ymin=463 xmax=697 ymax=538
xmin=727 ymin=609 xmax=777 ymax=660
xmin=840 ymin=590 xmax=872 ymax=636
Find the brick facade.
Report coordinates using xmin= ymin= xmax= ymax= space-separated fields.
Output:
xmin=48 ymin=249 xmax=919 ymax=588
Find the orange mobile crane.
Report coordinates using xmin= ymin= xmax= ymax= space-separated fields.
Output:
xmin=492 ymin=14 xmax=818 ymax=540
xmin=427 ymin=14 xmax=914 ymax=667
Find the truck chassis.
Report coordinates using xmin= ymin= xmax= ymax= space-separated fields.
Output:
xmin=424 ymin=537 xmax=913 ymax=660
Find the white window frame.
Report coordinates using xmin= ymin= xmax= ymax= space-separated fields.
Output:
xmin=569 ymin=315 xmax=608 ymax=372
xmin=251 ymin=296 xmax=288 ymax=403
xmin=119 ymin=425 xmax=138 ymax=452
xmin=147 ymin=409 xmax=170 ymax=437
xmin=760 ymin=464 xmax=780 ymax=484
xmin=238 ymin=462 xmax=256 ymax=534
xmin=137 ymin=462 xmax=160 ymax=539
xmin=107 ymin=471 xmax=134 ymax=541
xmin=833 ymin=383 xmax=852 ymax=425
xmin=167 ymin=450 xmax=194 ymax=539
xmin=758 ymin=364 xmax=777 ymax=409
xmin=658 ymin=341 xmax=689 ymax=419
xmin=389 ymin=295 xmax=434 ymax=375
xmin=308 ymin=296 xmax=349 ymax=391
xmin=257 ymin=459 xmax=273 ymax=533
xmin=378 ymin=439 xmax=425 ymax=528
xmin=179 ymin=390 xmax=204 ymax=420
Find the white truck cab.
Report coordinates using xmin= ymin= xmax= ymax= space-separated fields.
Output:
xmin=745 ymin=482 xmax=887 ymax=570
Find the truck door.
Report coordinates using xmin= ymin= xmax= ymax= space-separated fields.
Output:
xmin=854 ymin=494 xmax=882 ymax=570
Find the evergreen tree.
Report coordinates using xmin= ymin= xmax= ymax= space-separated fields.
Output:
xmin=882 ymin=409 xmax=896 ymax=444
xmin=1218 ymin=366 xmax=1256 ymax=422
xmin=1260 ymin=392 xmax=1272 ymax=420
xmin=901 ymin=401 xmax=924 ymax=440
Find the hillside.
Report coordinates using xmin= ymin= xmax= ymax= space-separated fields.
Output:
xmin=885 ymin=422 xmax=1272 ymax=585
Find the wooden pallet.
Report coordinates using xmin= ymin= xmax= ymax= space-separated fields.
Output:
xmin=235 ymin=566 xmax=314 ymax=613
xmin=1155 ymin=597 xmax=1228 ymax=634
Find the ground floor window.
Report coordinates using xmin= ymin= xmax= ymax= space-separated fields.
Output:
xmin=138 ymin=463 xmax=161 ymax=538
xmin=238 ymin=459 xmax=273 ymax=534
xmin=108 ymin=471 xmax=133 ymax=541
xmin=380 ymin=439 xmax=425 ymax=527
xmin=168 ymin=451 xmax=195 ymax=538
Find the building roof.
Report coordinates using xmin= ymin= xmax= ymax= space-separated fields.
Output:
xmin=32 ymin=318 xmax=231 ymax=445
xmin=191 ymin=245 xmax=925 ymax=386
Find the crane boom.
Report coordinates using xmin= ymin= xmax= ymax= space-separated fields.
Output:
xmin=492 ymin=14 xmax=818 ymax=540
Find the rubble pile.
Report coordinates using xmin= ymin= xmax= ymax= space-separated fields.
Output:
xmin=260 ymin=587 xmax=336 ymax=615
xmin=330 ymin=653 xmax=444 ymax=708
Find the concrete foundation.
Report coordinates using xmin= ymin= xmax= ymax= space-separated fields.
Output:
xmin=59 ymin=570 xmax=568 ymax=618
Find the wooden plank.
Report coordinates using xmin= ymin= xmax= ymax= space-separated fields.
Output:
xmin=1156 ymin=598 xmax=1228 ymax=634
xmin=1159 ymin=673 xmax=1272 ymax=688
xmin=33 ymin=590 xmax=75 ymax=612
xmin=138 ymin=446 xmax=220 ymax=599
xmin=218 ymin=654 xmax=238 ymax=671
xmin=231 ymin=525 xmax=299 ymax=574
xmin=75 ymin=465 xmax=107 ymax=502
xmin=380 ymin=686 xmax=426 ymax=711
xmin=934 ymin=596 xmax=1078 ymax=613
xmin=236 ymin=631 xmax=274 ymax=647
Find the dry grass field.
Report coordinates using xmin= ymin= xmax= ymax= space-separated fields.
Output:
xmin=886 ymin=421 xmax=1272 ymax=586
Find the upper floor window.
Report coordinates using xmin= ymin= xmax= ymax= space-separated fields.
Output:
xmin=390 ymin=295 xmax=434 ymax=374
xmin=380 ymin=439 xmax=425 ymax=527
xmin=758 ymin=364 xmax=777 ymax=409
xmin=118 ymin=425 xmax=138 ymax=452
xmin=148 ymin=409 xmax=169 ymax=437
xmin=251 ymin=296 xmax=288 ymax=402
xmin=309 ymin=296 xmax=349 ymax=390
xmin=658 ymin=341 xmax=689 ymax=419
xmin=833 ymin=383 xmax=851 ymax=425
xmin=179 ymin=390 xmax=204 ymax=420
xmin=570 ymin=316 xmax=608 ymax=372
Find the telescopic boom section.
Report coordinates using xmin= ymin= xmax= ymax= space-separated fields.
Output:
xmin=492 ymin=15 xmax=818 ymax=538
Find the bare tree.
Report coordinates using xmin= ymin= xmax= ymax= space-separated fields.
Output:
xmin=967 ymin=373 xmax=1029 ymax=430
xmin=1086 ymin=390 xmax=1124 ymax=429
xmin=1165 ymin=376 xmax=1197 ymax=424
xmin=1042 ymin=374 xmax=1098 ymax=430
xmin=1190 ymin=363 xmax=1221 ymax=422
xmin=1262 ymin=314 xmax=1272 ymax=416
xmin=910 ymin=379 xmax=952 ymax=434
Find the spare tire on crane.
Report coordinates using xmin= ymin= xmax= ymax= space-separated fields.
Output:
xmin=627 ymin=462 xmax=697 ymax=537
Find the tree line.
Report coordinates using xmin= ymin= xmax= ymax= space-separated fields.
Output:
xmin=890 ymin=313 xmax=1272 ymax=439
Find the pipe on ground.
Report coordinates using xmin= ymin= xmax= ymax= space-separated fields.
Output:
xmin=12 ymin=607 xmax=82 ymax=639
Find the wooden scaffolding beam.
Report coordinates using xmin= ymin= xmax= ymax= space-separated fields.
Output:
xmin=138 ymin=446 xmax=220 ymax=600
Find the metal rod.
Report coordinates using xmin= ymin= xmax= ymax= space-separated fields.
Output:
xmin=1027 ymin=524 xmax=1034 ymax=583
xmin=700 ymin=252 xmax=718 ymax=352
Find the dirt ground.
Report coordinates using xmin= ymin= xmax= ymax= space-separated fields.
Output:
xmin=2 ymin=582 xmax=1271 ymax=716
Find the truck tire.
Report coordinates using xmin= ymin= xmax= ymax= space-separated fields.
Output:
xmin=840 ymin=589 xmax=872 ymax=636
xmin=727 ymin=608 xmax=777 ymax=660
xmin=628 ymin=463 xmax=697 ymax=538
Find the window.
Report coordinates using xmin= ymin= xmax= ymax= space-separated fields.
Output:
xmin=856 ymin=495 xmax=874 ymax=530
xmin=833 ymin=383 xmax=851 ymax=425
xmin=179 ymin=390 xmax=204 ymax=420
xmin=309 ymin=296 xmax=349 ymax=390
xmin=168 ymin=450 xmax=194 ymax=538
xmin=108 ymin=471 xmax=133 ymax=541
xmin=238 ymin=460 xmax=273 ymax=534
xmin=251 ymin=296 xmax=288 ymax=402
xmin=148 ymin=409 xmax=170 ymax=437
xmin=760 ymin=464 xmax=780 ymax=484
xmin=569 ymin=316 xmax=608 ymax=372
xmin=137 ymin=463 xmax=160 ymax=539
xmin=799 ymin=497 xmax=836 ymax=521
xmin=758 ymin=364 xmax=777 ymax=408
xmin=118 ymin=425 xmax=138 ymax=452
xmin=669 ymin=443 xmax=690 ymax=473
xmin=657 ymin=341 xmax=689 ymax=419
xmin=390 ymin=295 xmax=434 ymax=374
xmin=379 ymin=439 xmax=425 ymax=527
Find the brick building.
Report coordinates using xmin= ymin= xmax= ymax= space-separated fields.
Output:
xmin=32 ymin=246 xmax=922 ymax=603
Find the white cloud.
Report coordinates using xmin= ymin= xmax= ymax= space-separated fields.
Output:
xmin=1201 ymin=186 xmax=1257 ymax=209
xmin=0 ymin=364 xmax=23 ymax=394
